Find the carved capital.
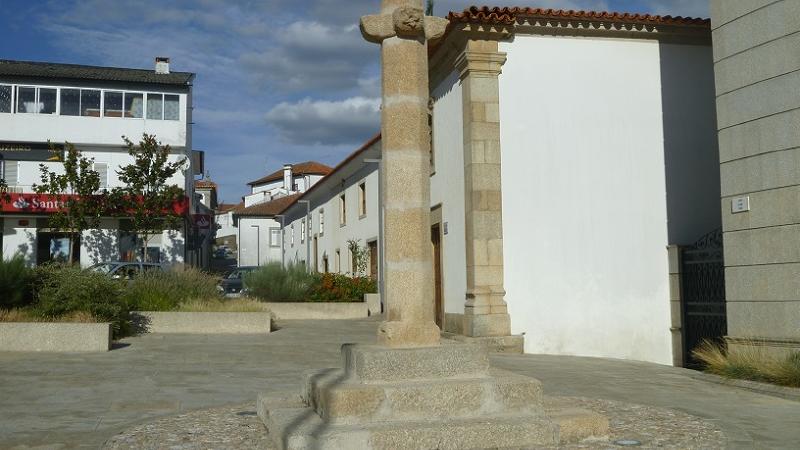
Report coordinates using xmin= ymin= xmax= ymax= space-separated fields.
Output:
xmin=361 ymin=11 xmax=450 ymax=44
xmin=455 ymin=50 xmax=507 ymax=79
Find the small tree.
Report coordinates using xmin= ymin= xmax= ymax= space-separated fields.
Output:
xmin=113 ymin=134 xmax=186 ymax=263
xmin=34 ymin=143 xmax=104 ymax=264
xmin=347 ymin=239 xmax=370 ymax=277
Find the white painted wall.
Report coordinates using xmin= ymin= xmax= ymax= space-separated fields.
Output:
xmin=238 ymin=217 xmax=281 ymax=267
xmin=283 ymin=159 xmax=380 ymax=276
xmin=2 ymin=221 xmax=37 ymax=265
xmin=498 ymin=35 xmax=675 ymax=364
xmin=215 ymin=211 xmax=237 ymax=239
xmin=80 ymin=218 xmax=119 ymax=266
xmin=430 ymin=70 xmax=467 ymax=315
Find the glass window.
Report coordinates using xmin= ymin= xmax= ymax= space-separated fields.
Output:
xmin=359 ymin=182 xmax=366 ymax=216
xmin=104 ymin=91 xmax=123 ymax=117
xmin=60 ymin=88 xmax=80 ymax=116
xmin=146 ymin=93 xmax=163 ymax=120
xmin=0 ymin=85 xmax=11 ymax=113
xmin=81 ymin=90 xmax=101 ymax=117
xmin=124 ymin=92 xmax=143 ymax=118
xmin=319 ymin=209 xmax=324 ymax=234
xmin=270 ymin=228 xmax=281 ymax=247
xmin=164 ymin=94 xmax=179 ymax=120
xmin=16 ymin=87 xmax=36 ymax=113
xmin=339 ymin=194 xmax=346 ymax=226
xmin=301 ymin=218 xmax=306 ymax=243
xmin=39 ymin=88 xmax=57 ymax=114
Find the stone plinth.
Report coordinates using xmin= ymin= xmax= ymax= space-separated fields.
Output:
xmin=0 ymin=322 xmax=111 ymax=352
xmin=259 ymin=343 xmax=607 ymax=449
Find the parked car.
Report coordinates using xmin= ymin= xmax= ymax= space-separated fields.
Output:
xmin=87 ymin=262 xmax=164 ymax=280
xmin=217 ymin=266 xmax=258 ymax=297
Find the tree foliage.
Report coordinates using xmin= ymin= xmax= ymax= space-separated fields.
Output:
xmin=347 ymin=238 xmax=370 ymax=277
xmin=425 ymin=0 xmax=435 ymax=15
xmin=34 ymin=143 xmax=104 ymax=263
xmin=112 ymin=134 xmax=186 ymax=262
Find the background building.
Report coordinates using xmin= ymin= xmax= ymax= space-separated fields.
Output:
xmin=0 ymin=58 xmax=195 ymax=267
xmin=711 ymin=0 xmax=800 ymax=358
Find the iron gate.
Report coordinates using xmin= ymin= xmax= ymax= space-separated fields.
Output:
xmin=681 ymin=228 xmax=727 ymax=368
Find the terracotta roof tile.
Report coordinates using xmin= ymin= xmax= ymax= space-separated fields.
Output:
xmin=247 ymin=161 xmax=333 ymax=186
xmin=217 ymin=202 xmax=241 ymax=213
xmin=232 ymin=194 xmax=301 ymax=217
xmin=194 ymin=179 xmax=217 ymax=189
xmin=447 ymin=6 xmax=710 ymax=28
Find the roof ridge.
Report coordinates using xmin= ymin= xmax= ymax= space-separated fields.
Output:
xmin=0 ymin=58 xmax=194 ymax=76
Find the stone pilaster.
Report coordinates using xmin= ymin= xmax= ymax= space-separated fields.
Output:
xmin=455 ymin=40 xmax=513 ymax=338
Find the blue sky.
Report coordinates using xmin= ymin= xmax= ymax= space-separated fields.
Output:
xmin=0 ymin=0 xmax=709 ymax=203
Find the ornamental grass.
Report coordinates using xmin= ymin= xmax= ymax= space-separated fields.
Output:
xmin=693 ymin=340 xmax=800 ymax=388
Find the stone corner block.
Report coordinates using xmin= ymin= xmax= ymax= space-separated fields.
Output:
xmin=342 ymin=342 xmax=490 ymax=382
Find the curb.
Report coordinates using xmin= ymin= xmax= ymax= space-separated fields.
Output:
xmin=689 ymin=371 xmax=800 ymax=402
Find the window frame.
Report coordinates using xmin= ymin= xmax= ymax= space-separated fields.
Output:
xmin=319 ymin=209 xmax=324 ymax=236
xmin=339 ymin=194 xmax=346 ymax=227
xmin=269 ymin=227 xmax=281 ymax=248
xmin=358 ymin=181 xmax=367 ymax=218
xmin=301 ymin=218 xmax=306 ymax=243
xmin=0 ymin=84 xmax=12 ymax=114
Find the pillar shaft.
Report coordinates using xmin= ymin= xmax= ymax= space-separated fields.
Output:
xmin=374 ymin=0 xmax=440 ymax=347
xmin=456 ymin=41 xmax=512 ymax=337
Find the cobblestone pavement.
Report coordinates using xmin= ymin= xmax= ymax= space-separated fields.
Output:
xmin=1 ymin=317 xmax=799 ymax=449
xmin=103 ymin=396 xmax=727 ymax=450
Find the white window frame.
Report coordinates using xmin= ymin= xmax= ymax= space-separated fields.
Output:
xmin=291 ymin=224 xmax=295 ymax=246
xmin=301 ymin=218 xmax=306 ymax=243
xmin=15 ymin=85 xmax=58 ymax=115
xmin=269 ymin=227 xmax=281 ymax=248
xmin=319 ymin=209 xmax=324 ymax=236
xmin=0 ymin=84 xmax=13 ymax=114
xmin=339 ymin=194 xmax=346 ymax=226
xmin=358 ymin=181 xmax=367 ymax=218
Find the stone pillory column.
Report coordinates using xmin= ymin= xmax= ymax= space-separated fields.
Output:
xmin=455 ymin=41 xmax=513 ymax=339
xmin=361 ymin=0 xmax=448 ymax=348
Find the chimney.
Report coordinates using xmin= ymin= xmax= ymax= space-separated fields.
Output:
xmin=155 ymin=57 xmax=170 ymax=74
xmin=283 ymin=164 xmax=293 ymax=192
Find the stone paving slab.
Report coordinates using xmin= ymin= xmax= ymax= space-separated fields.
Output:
xmin=1 ymin=317 xmax=799 ymax=449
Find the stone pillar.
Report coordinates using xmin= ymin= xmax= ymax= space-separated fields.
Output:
xmin=361 ymin=0 xmax=448 ymax=347
xmin=667 ymin=245 xmax=684 ymax=367
xmin=455 ymin=40 xmax=513 ymax=338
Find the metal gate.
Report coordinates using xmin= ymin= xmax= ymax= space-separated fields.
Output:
xmin=681 ymin=228 xmax=727 ymax=368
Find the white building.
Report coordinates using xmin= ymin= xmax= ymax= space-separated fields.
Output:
xmin=280 ymin=136 xmax=380 ymax=276
xmin=277 ymin=7 xmax=720 ymax=366
xmin=230 ymin=162 xmax=332 ymax=267
xmin=0 ymin=58 xmax=197 ymax=267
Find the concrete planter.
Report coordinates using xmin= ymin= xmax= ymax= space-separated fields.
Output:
xmin=135 ymin=312 xmax=271 ymax=334
xmin=364 ymin=293 xmax=382 ymax=316
xmin=263 ymin=302 xmax=369 ymax=320
xmin=0 ymin=322 xmax=112 ymax=352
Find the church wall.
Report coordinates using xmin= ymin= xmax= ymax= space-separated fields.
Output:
xmin=498 ymin=34 xmax=673 ymax=364
xmin=430 ymin=70 xmax=467 ymax=317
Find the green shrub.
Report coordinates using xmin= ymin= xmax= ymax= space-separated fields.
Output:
xmin=32 ymin=264 xmax=129 ymax=336
xmin=309 ymin=273 xmax=377 ymax=303
xmin=244 ymin=263 xmax=314 ymax=302
xmin=0 ymin=255 xmax=33 ymax=309
xmin=122 ymin=268 xmax=219 ymax=311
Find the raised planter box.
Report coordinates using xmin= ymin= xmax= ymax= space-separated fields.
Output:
xmin=0 ymin=322 xmax=111 ymax=352
xmin=134 ymin=312 xmax=271 ymax=334
xmin=263 ymin=302 xmax=369 ymax=320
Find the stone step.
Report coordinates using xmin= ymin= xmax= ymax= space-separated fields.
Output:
xmin=260 ymin=394 xmax=558 ymax=450
xmin=302 ymin=367 xmax=545 ymax=424
xmin=341 ymin=342 xmax=489 ymax=383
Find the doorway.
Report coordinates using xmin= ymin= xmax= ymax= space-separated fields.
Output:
xmin=368 ymin=240 xmax=378 ymax=280
xmin=430 ymin=205 xmax=444 ymax=328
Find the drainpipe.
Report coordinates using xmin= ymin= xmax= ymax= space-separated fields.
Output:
xmin=275 ymin=214 xmax=285 ymax=267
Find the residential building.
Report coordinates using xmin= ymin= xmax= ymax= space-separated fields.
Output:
xmin=280 ymin=136 xmax=380 ymax=276
xmin=0 ymin=58 xmax=197 ymax=268
xmin=230 ymin=161 xmax=332 ymax=267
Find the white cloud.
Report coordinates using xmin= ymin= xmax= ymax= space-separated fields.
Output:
xmin=266 ymin=97 xmax=380 ymax=146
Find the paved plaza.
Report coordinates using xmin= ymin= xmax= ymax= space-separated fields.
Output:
xmin=1 ymin=318 xmax=799 ymax=449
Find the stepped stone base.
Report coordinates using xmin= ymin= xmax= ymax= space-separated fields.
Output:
xmin=258 ymin=342 xmax=608 ymax=449
xmin=442 ymin=332 xmax=525 ymax=354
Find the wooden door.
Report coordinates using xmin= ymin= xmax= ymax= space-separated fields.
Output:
xmin=368 ymin=240 xmax=378 ymax=280
xmin=431 ymin=223 xmax=443 ymax=328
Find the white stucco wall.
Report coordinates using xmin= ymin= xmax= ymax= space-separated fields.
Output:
xmin=2 ymin=221 xmax=37 ymax=265
xmin=238 ymin=217 xmax=281 ymax=267
xmin=284 ymin=165 xmax=380 ymax=276
xmin=430 ymin=71 xmax=467 ymax=315
xmin=498 ymin=35 xmax=675 ymax=364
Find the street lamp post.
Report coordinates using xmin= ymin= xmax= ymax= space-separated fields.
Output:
xmin=250 ymin=224 xmax=260 ymax=267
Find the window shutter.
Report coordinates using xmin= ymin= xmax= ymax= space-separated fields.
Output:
xmin=94 ymin=163 xmax=108 ymax=191
xmin=4 ymin=161 xmax=18 ymax=186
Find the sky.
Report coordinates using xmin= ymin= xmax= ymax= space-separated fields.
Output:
xmin=0 ymin=0 xmax=709 ymax=203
